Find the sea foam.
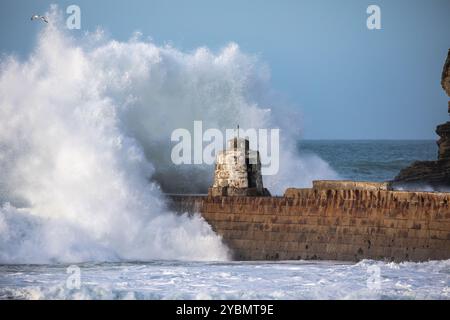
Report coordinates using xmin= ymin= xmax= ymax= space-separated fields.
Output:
xmin=0 ymin=6 xmax=337 ymax=264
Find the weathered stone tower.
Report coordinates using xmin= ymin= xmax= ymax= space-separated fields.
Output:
xmin=208 ymin=136 xmax=271 ymax=197
xmin=391 ymin=49 xmax=450 ymax=189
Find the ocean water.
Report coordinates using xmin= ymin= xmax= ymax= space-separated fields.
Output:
xmin=1 ymin=260 xmax=449 ymax=300
xmin=1 ymin=140 xmax=449 ymax=300
xmin=298 ymin=140 xmax=437 ymax=182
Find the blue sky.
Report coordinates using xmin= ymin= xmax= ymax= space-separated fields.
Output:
xmin=1 ymin=0 xmax=449 ymax=139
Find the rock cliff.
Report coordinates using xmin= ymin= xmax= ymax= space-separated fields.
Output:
xmin=391 ymin=50 xmax=450 ymax=190
xmin=442 ymin=49 xmax=450 ymax=96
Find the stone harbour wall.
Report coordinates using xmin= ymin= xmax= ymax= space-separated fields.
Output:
xmin=168 ymin=187 xmax=450 ymax=262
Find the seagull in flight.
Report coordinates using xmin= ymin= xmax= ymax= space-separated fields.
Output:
xmin=31 ymin=15 xmax=48 ymax=24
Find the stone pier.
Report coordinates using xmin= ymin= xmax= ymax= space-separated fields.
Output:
xmin=168 ymin=181 xmax=450 ymax=262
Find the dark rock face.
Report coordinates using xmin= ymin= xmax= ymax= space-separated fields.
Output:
xmin=391 ymin=50 xmax=450 ymax=190
xmin=437 ymin=121 xmax=450 ymax=160
xmin=442 ymin=49 xmax=450 ymax=96
xmin=391 ymin=159 xmax=450 ymax=190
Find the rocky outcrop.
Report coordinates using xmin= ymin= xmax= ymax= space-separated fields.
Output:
xmin=437 ymin=121 xmax=450 ymax=160
xmin=391 ymin=50 xmax=450 ymax=190
xmin=389 ymin=160 xmax=450 ymax=189
xmin=392 ymin=120 xmax=450 ymax=190
xmin=442 ymin=49 xmax=450 ymax=96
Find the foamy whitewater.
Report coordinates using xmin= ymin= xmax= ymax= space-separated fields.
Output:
xmin=0 ymin=7 xmax=337 ymax=264
xmin=0 ymin=260 xmax=449 ymax=300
